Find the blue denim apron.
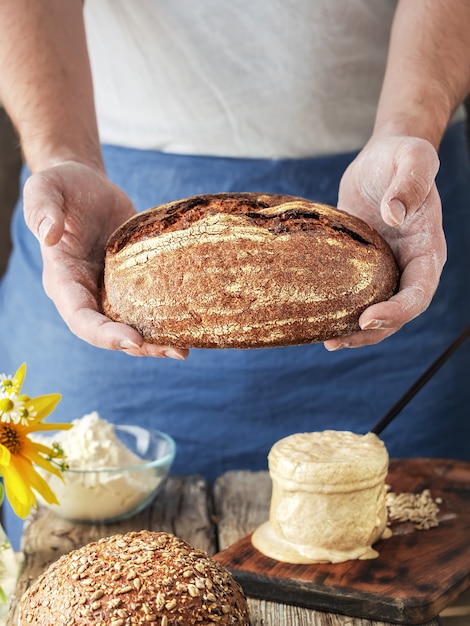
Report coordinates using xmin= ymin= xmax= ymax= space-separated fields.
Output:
xmin=1 ymin=123 xmax=469 ymax=546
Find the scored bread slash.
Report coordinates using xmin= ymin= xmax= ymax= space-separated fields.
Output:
xmin=101 ymin=192 xmax=399 ymax=348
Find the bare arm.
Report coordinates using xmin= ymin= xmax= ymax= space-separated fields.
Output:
xmin=375 ymin=0 xmax=470 ymax=150
xmin=0 ymin=0 xmax=102 ymax=173
xmin=0 ymin=0 xmax=187 ymax=358
xmin=326 ymin=0 xmax=470 ymax=350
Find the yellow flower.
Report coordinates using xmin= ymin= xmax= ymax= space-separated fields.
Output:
xmin=0 ymin=363 xmax=25 ymax=396
xmin=0 ymin=379 xmax=72 ymax=519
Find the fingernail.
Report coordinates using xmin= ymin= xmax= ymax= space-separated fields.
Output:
xmin=38 ymin=217 xmax=54 ymax=243
xmin=325 ymin=342 xmax=348 ymax=352
xmin=120 ymin=339 xmax=141 ymax=351
xmin=386 ymin=199 xmax=406 ymax=226
xmin=361 ymin=319 xmax=384 ymax=330
xmin=162 ymin=348 xmax=186 ymax=360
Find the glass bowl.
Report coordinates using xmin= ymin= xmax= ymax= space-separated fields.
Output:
xmin=41 ymin=425 xmax=176 ymax=523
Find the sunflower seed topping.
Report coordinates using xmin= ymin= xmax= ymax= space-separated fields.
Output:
xmin=18 ymin=530 xmax=250 ymax=626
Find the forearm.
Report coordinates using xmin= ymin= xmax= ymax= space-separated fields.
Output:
xmin=374 ymin=0 xmax=470 ymax=149
xmin=0 ymin=0 xmax=103 ymax=173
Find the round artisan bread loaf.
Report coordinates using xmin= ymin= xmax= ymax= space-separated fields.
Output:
xmin=19 ymin=530 xmax=249 ymax=626
xmin=101 ymin=192 xmax=399 ymax=348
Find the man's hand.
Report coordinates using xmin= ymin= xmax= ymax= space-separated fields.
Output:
xmin=324 ymin=135 xmax=446 ymax=350
xmin=23 ymin=161 xmax=188 ymax=359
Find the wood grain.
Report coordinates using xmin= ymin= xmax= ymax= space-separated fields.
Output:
xmin=214 ymin=460 xmax=470 ymax=625
xmin=6 ymin=468 xmax=445 ymax=626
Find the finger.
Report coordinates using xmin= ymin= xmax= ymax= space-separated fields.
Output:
xmin=324 ymin=327 xmax=393 ymax=351
xmin=73 ymin=309 xmax=188 ymax=359
xmin=23 ymin=173 xmax=66 ymax=246
xmin=324 ymin=281 xmax=436 ymax=352
xmin=323 ymin=296 xmax=409 ymax=349
xmin=42 ymin=255 xmax=189 ymax=358
xmin=381 ymin=140 xmax=440 ymax=227
xmin=325 ymin=245 xmax=445 ymax=351
xmin=122 ymin=340 xmax=189 ymax=359
xmin=55 ymin=299 xmax=188 ymax=359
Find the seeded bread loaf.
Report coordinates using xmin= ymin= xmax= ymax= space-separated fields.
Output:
xmin=19 ymin=530 xmax=249 ymax=626
xmin=101 ymin=192 xmax=399 ymax=348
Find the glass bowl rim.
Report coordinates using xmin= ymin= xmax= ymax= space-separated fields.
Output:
xmin=61 ymin=425 xmax=176 ymax=474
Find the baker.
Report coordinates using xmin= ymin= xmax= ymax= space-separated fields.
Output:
xmin=0 ymin=1 xmax=469 ymax=549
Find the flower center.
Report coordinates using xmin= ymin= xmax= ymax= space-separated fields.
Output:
xmin=0 ymin=397 xmax=14 ymax=412
xmin=0 ymin=423 xmax=22 ymax=454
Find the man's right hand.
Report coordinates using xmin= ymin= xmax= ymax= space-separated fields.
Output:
xmin=24 ymin=161 xmax=188 ymax=359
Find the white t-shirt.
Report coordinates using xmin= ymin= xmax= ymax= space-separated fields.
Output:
xmin=83 ymin=1 xmax=409 ymax=158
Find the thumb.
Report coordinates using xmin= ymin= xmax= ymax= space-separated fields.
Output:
xmin=380 ymin=138 xmax=440 ymax=227
xmin=23 ymin=173 xmax=66 ymax=246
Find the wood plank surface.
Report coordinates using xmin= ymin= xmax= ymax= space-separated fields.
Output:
xmin=214 ymin=462 xmax=469 ymax=625
xmin=6 ymin=470 xmax=445 ymax=626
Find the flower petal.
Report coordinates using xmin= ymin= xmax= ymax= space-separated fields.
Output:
xmin=2 ymin=457 xmax=37 ymax=518
xmin=22 ymin=463 xmax=60 ymax=507
xmin=25 ymin=394 xmax=62 ymax=423
xmin=22 ymin=439 xmax=66 ymax=480
xmin=12 ymin=363 xmax=26 ymax=393
xmin=24 ymin=423 xmax=73 ymax=437
xmin=3 ymin=453 xmax=62 ymax=516
xmin=0 ymin=443 xmax=11 ymax=466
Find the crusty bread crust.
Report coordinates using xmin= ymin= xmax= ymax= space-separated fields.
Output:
xmin=19 ymin=530 xmax=249 ymax=626
xmin=101 ymin=192 xmax=399 ymax=348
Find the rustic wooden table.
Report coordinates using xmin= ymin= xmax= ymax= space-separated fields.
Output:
xmin=6 ymin=471 xmax=443 ymax=626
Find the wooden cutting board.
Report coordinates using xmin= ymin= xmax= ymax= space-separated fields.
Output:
xmin=214 ymin=459 xmax=470 ymax=625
